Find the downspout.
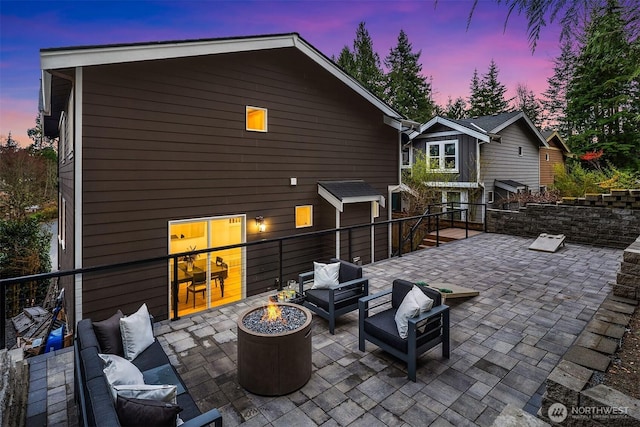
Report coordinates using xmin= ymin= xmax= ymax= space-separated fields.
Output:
xmin=74 ymin=67 xmax=83 ymax=320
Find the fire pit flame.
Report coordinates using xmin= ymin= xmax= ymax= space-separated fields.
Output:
xmin=261 ymin=299 xmax=286 ymax=324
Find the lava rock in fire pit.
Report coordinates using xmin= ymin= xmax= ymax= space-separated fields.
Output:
xmin=242 ymin=305 xmax=307 ymax=334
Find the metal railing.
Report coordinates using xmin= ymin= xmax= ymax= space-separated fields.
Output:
xmin=0 ymin=209 xmax=471 ymax=350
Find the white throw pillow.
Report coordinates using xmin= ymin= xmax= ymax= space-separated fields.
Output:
xmin=311 ymin=262 xmax=340 ymax=289
xmin=394 ymin=291 xmax=420 ymax=339
xmin=99 ymin=353 xmax=144 ymax=387
xmin=120 ymin=303 xmax=155 ymax=361
xmin=411 ymin=286 xmax=434 ymax=313
xmin=410 ymin=286 xmax=434 ymax=333
xmin=112 ymin=383 xmax=177 ymax=404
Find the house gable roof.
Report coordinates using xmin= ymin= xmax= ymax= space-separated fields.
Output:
xmin=409 ymin=111 xmax=548 ymax=148
xmin=542 ymin=130 xmax=571 ymax=153
xmin=40 ymin=33 xmax=404 ymax=130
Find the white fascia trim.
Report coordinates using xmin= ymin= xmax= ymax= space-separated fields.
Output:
xmin=319 ymin=185 xmax=343 ymax=212
xmin=414 ymin=130 xmax=462 ymax=139
xmin=490 ymin=112 xmax=549 ymax=148
xmin=412 ymin=117 xmax=490 ymax=143
xmin=41 ymin=35 xmax=296 ymax=69
xmin=74 ymin=67 xmax=83 ymax=321
xmin=423 ymin=182 xmax=480 ymax=188
xmin=294 ymin=36 xmax=402 ymax=119
xmin=41 ymin=71 xmax=51 ymax=115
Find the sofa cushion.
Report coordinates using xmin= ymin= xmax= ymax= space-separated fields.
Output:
xmin=93 ymin=310 xmax=124 ymax=356
xmin=131 ymin=340 xmax=171 ymax=372
xmin=120 ymin=303 xmax=155 ymax=361
xmin=365 ymin=308 xmax=443 ymax=354
xmin=116 ymin=395 xmax=182 ymax=427
xmin=113 ymin=384 xmax=177 ymax=404
xmin=99 ymin=353 xmax=144 ymax=389
xmin=77 ymin=318 xmax=100 ymax=351
xmin=330 ymin=258 xmax=362 ymax=283
xmin=311 ymin=261 xmax=340 ymax=289
xmin=305 ymin=288 xmax=362 ymax=311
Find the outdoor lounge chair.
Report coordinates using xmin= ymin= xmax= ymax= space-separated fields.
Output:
xmin=358 ymin=279 xmax=450 ymax=381
xmin=298 ymin=258 xmax=369 ymax=334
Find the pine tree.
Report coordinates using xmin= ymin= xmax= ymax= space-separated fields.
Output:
xmin=350 ymin=22 xmax=385 ymax=99
xmin=566 ymin=0 xmax=639 ymax=169
xmin=334 ymin=46 xmax=356 ymax=77
xmin=514 ymin=83 xmax=543 ymax=128
xmin=482 ymin=59 xmax=512 ymax=115
xmin=383 ymin=30 xmax=434 ymax=122
xmin=467 ymin=69 xmax=485 ymax=117
xmin=542 ymin=40 xmax=576 ymax=137
xmin=443 ymin=97 xmax=467 ymax=119
xmin=468 ymin=60 xmax=511 ymax=116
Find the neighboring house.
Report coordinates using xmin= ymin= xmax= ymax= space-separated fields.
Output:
xmin=540 ymin=130 xmax=571 ymax=189
xmin=402 ymin=111 xmax=548 ymax=215
xmin=40 ymin=33 xmax=410 ymax=323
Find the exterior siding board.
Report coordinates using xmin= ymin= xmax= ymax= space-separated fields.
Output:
xmin=481 ymin=122 xmax=540 ymax=196
xmin=78 ymin=47 xmax=396 ymax=319
xmin=540 ymin=148 xmax=564 ymax=186
xmin=412 ymin=132 xmax=477 ymax=183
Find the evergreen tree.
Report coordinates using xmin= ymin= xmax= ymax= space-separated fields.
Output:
xmin=468 ymin=60 xmax=511 ymax=116
xmin=482 ymin=59 xmax=512 ymax=114
xmin=443 ymin=97 xmax=467 ymax=119
xmin=350 ymin=22 xmax=385 ymax=99
xmin=334 ymin=46 xmax=356 ymax=77
xmin=467 ymin=69 xmax=485 ymax=117
xmin=542 ymin=40 xmax=576 ymax=136
xmin=514 ymin=83 xmax=543 ymax=127
xmin=383 ymin=30 xmax=434 ymax=122
xmin=566 ymin=0 xmax=639 ymax=169
xmin=2 ymin=132 xmax=18 ymax=150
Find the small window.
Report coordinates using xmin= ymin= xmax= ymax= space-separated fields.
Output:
xmin=246 ymin=106 xmax=267 ymax=132
xmin=487 ymin=191 xmax=494 ymax=204
xmin=518 ymin=146 xmax=523 ymax=157
xmin=545 ymin=153 xmax=550 ymax=161
xmin=295 ymin=205 xmax=313 ymax=228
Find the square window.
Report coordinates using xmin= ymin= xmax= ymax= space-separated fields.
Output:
xmin=246 ymin=106 xmax=267 ymax=132
xmin=295 ymin=205 xmax=313 ymax=228
xmin=426 ymin=140 xmax=458 ymax=172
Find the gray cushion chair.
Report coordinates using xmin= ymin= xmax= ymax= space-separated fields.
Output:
xmin=298 ymin=258 xmax=369 ymax=334
xmin=358 ymin=279 xmax=450 ymax=381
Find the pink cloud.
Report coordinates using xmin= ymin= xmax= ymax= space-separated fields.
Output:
xmin=0 ymin=97 xmax=37 ymax=147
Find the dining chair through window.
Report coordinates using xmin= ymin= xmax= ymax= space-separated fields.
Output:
xmin=186 ymin=270 xmax=207 ymax=308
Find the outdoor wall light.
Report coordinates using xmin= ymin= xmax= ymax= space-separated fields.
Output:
xmin=255 ymin=216 xmax=266 ymax=232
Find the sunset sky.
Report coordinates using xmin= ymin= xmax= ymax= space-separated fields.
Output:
xmin=0 ymin=0 xmax=563 ymax=147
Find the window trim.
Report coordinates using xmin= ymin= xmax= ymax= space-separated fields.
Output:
xmin=295 ymin=205 xmax=313 ymax=228
xmin=246 ymin=106 xmax=268 ymax=132
xmin=426 ymin=139 xmax=459 ymax=173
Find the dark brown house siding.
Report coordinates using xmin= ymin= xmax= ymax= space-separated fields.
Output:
xmin=78 ymin=47 xmax=397 ymax=320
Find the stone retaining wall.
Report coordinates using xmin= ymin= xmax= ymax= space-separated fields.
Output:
xmin=487 ymin=190 xmax=640 ymax=249
xmin=615 ymin=236 xmax=640 ymax=300
xmin=0 ymin=348 xmax=28 ymax=427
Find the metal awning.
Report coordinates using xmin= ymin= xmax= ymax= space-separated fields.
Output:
xmin=495 ymin=179 xmax=527 ymax=193
xmin=318 ymin=180 xmax=386 ymax=212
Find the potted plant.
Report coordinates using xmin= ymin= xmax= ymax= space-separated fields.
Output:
xmin=183 ymin=245 xmax=197 ymax=272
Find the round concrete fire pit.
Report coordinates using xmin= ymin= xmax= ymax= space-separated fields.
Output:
xmin=237 ymin=302 xmax=312 ymax=396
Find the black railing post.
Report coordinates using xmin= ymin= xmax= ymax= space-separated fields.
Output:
xmin=465 ymin=209 xmax=469 ymax=238
xmin=278 ymin=240 xmax=283 ymax=290
xmin=397 ymin=220 xmax=403 ymax=257
xmin=450 ymin=202 xmax=454 ymax=227
xmin=409 ymin=226 xmax=414 ymax=252
xmin=436 ymin=216 xmax=440 ymax=247
xmin=172 ymin=256 xmax=180 ymax=320
xmin=1 ymin=282 xmax=5 ymax=349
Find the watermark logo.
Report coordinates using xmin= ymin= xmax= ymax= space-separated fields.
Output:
xmin=548 ymin=403 xmax=568 ymax=423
